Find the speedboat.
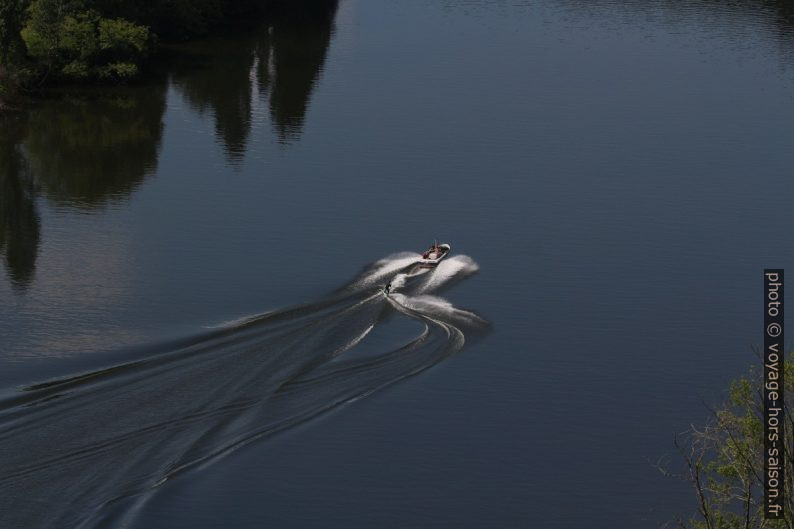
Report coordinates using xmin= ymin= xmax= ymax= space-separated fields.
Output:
xmin=418 ymin=243 xmax=451 ymax=267
xmin=383 ymin=243 xmax=451 ymax=294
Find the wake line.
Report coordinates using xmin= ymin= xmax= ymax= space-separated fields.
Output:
xmin=0 ymin=253 xmax=486 ymax=529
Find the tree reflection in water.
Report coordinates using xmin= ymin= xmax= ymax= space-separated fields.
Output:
xmin=25 ymin=90 xmax=167 ymax=209
xmin=0 ymin=87 xmax=167 ymax=289
xmin=171 ymin=0 xmax=339 ymax=161
xmin=0 ymin=2 xmax=340 ymax=288
xmin=0 ymin=113 xmax=39 ymax=289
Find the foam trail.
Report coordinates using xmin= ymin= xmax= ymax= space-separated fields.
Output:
xmin=389 ymin=294 xmax=488 ymax=330
xmin=413 ymin=255 xmax=480 ymax=294
xmin=0 ymin=253 xmax=486 ymax=529
xmin=340 ymin=252 xmax=421 ymax=291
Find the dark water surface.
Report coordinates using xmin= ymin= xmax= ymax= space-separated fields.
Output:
xmin=2 ymin=0 xmax=794 ymax=527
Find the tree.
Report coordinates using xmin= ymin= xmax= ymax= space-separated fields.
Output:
xmin=666 ymin=355 xmax=794 ymax=529
xmin=0 ymin=0 xmax=29 ymax=67
xmin=1 ymin=0 xmax=286 ymax=89
xmin=20 ymin=0 xmax=150 ymax=81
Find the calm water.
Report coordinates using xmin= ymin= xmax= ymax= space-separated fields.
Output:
xmin=2 ymin=0 xmax=794 ymax=527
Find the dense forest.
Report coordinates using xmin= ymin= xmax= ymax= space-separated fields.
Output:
xmin=0 ymin=0 xmax=327 ymax=102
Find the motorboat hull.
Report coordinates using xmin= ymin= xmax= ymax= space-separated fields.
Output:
xmin=418 ymin=243 xmax=451 ymax=267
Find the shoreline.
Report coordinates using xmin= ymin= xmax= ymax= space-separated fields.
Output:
xmin=0 ymin=0 xmax=339 ymax=110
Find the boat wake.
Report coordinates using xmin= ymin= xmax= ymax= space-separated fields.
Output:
xmin=0 ymin=253 xmax=486 ymax=529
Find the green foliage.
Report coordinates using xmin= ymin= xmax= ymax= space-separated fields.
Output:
xmin=59 ymin=12 xmax=98 ymax=77
xmin=1 ymin=0 xmax=295 ymax=87
xmin=20 ymin=0 xmax=75 ymax=65
xmin=673 ymin=356 xmax=793 ymax=529
xmin=99 ymin=61 xmax=136 ymax=78
xmin=98 ymin=17 xmax=147 ymax=52
xmin=20 ymin=0 xmax=150 ymax=81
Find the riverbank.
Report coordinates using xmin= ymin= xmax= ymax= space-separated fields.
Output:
xmin=0 ymin=0 xmax=338 ymax=108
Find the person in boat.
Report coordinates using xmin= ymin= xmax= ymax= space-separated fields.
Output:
xmin=425 ymin=242 xmax=443 ymax=259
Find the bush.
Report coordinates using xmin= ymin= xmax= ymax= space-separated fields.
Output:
xmin=2 ymin=0 xmax=268 ymax=87
xmin=21 ymin=1 xmax=150 ymax=81
xmin=668 ymin=356 xmax=794 ymax=528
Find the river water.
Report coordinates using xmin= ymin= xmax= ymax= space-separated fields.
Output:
xmin=1 ymin=0 xmax=793 ymax=527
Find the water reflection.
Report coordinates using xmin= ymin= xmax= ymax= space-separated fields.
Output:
xmin=25 ymin=90 xmax=166 ymax=209
xmin=0 ymin=114 xmax=40 ymax=289
xmin=0 ymin=3 xmax=339 ymax=289
xmin=172 ymin=0 xmax=339 ymax=159
xmin=170 ymin=37 xmax=257 ymax=163
xmin=555 ymin=0 xmax=794 ymax=40
xmin=259 ymin=1 xmax=340 ymax=142
xmin=0 ymin=89 xmax=166 ymax=289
